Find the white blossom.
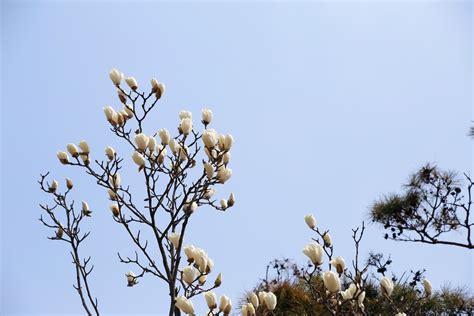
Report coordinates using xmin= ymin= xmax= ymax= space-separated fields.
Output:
xmin=202 ymin=129 xmax=218 ymax=149
xmin=223 ymin=152 xmax=231 ymax=164
xmin=179 ymin=110 xmax=192 ymax=120
xmin=380 ymin=276 xmax=394 ymax=296
xmin=132 ymin=151 xmax=146 ymax=168
xmin=66 ymin=178 xmax=74 ymax=189
xmin=109 ymin=68 xmax=123 ymax=86
xmin=204 ymin=163 xmax=214 ymax=180
xmin=126 ymin=271 xmax=136 ymax=286
xmin=49 ymin=179 xmax=58 ymax=192
xmin=323 ymin=232 xmax=332 ymax=247
xmin=182 ymin=266 xmax=196 ymax=285
xmin=134 ymin=133 xmax=149 ymax=151
xmin=303 ymin=242 xmax=324 ymax=266
xmin=169 ymin=139 xmax=178 ymax=154
xmin=81 ymin=201 xmax=91 ymax=216
xmin=204 ymin=291 xmax=217 ymax=309
xmin=67 ymin=143 xmax=79 ymax=157
xmin=228 ymin=192 xmax=235 ymax=207
xmin=158 ymin=128 xmax=170 ymax=145
xmin=217 ymin=167 xmax=232 ymax=183
xmin=322 ymin=270 xmax=341 ymax=293
xmin=168 ymin=232 xmax=181 ymax=248
xmin=110 ymin=203 xmax=120 ymax=217
xmin=423 ymin=278 xmax=432 ymax=296
xmin=249 ymin=293 xmax=259 ymax=309
xmin=109 ymin=173 xmax=121 ymax=189
xmin=78 ymin=140 xmax=90 ymax=155
xmin=357 ymin=290 xmax=366 ymax=307
xmin=304 ymin=214 xmax=316 ymax=229
xmin=57 ymin=151 xmax=69 ymax=164
xmin=214 ymin=272 xmax=222 ymax=287
xmin=223 ymin=134 xmax=233 ymax=150
xmin=180 ymin=117 xmax=193 ymax=135
xmin=105 ymin=146 xmax=115 ymax=160
xmin=103 ymin=106 xmax=116 ymax=122
xmin=202 ymin=108 xmax=213 ymax=125
xmin=125 ymin=77 xmax=138 ymax=90
xmin=204 ymin=188 xmax=216 ymax=199
xmin=262 ymin=292 xmax=277 ymax=310
xmin=147 ymin=137 xmax=156 ymax=153
xmin=329 ymin=256 xmax=346 ymax=274
xmin=175 ymin=296 xmax=194 ymax=315
xmin=219 ymin=295 xmax=230 ymax=312
xmin=220 ymin=199 xmax=228 ymax=209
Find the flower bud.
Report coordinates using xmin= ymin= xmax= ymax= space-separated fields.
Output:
xmin=223 ymin=299 xmax=232 ymax=314
xmin=117 ymin=89 xmax=127 ymax=103
xmin=107 ymin=189 xmax=117 ymax=200
xmin=198 ymin=275 xmax=207 ymax=285
xmin=180 ymin=118 xmax=193 ymax=136
xmin=132 ymin=151 xmax=146 ymax=168
xmin=168 ymin=232 xmax=180 ymax=248
xmin=217 ymin=167 xmax=232 ymax=184
xmin=329 ymin=256 xmax=346 ymax=274
xmin=205 ymin=291 xmax=217 ymax=309
xmin=125 ymin=77 xmax=138 ymax=90
xmin=249 ymin=293 xmax=259 ymax=309
xmin=103 ymin=106 xmax=116 ymax=122
xmin=227 ymin=193 xmax=235 ymax=207
xmin=241 ymin=304 xmax=248 ymax=316
xmin=49 ymin=180 xmax=58 ymax=193
xmin=110 ymin=203 xmax=120 ymax=217
xmin=247 ymin=303 xmax=255 ymax=316
xmin=204 ymin=187 xmax=216 ymax=199
xmin=219 ymin=295 xmax=230 ymax=312
xmin=123 ymin=104 xmax=134 ymax=118
xmin=175 ymin=296 xmax=194 ymax=314
xmin=109 ymin=68 xmax=123 ymax=86
xmin=158 ymin=128 xmax=170 ymax=145
xmin=262 ymin=292 xmax=277 ymax=311
xmin=202 ymin=108 xmax=213 ymax=125
xmin=214 ymin=272 xmax=222 ymax=287
xmin=304 ymin=214 xmax=316 ymax=229
xmin=169 ymin=139 xmax=178 ymax=154
xmin=78 ymin=140 xmax=90 ymax=155
xmin=151 ymin=78 xmax=165 ymax=98
xmin=179 ymin=110 xmax=192 ymax=120
xmin=182 ymin=266 xmax=196 ymax=285
xmin=220 ymin=199 xmax=228 ymax=209
xmin=66 ymin=178 xmax=73 ymax=189
xmin=126 ymin=271 xmax=137 ymax=287
xmin=323 ymin=232 xmax=332 ymax=247
xmin=380 ymin=276 xmax=394 ymax=296
xmin=67 ymin=143 xmax=79 ymax=158
xmin=57 ymin=151 xmax=69 ymax=164
xmin=423 ymin=278 xmax=432 ymax=296
xmin=357 ymin=290 xmax=366 ymax=307
xmin=223 ymin=152 xmax=231 ymax=165
xmin=105 ymin=146 xmax=115 ymax=160
xmin=204 ymin=163 xmax=214 ymax=180
xmin=82 ymin=201 xmax=92 ymax=217
xmin=56 ymin=224 xmax=64 ymax=239
xmin=147 ymin=137 xmax=156 ymax=153
xmin=109 ymin=173 xmax=121 ymax=189
xmin=134 ymin=133 xmax=149 ymax=151
xmin=202 ymin=129 xmax=218 ymax=149
xmin=223 ymin=134 xmax=233 ymax=151
xmin=323 ymin=270 xmax=341 ymax=293
xmin=303 ymin=242 xmax=324 ymax=266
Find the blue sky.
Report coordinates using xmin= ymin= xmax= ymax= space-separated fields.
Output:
xmin=1 ymin=1 xmax=473 ymax=315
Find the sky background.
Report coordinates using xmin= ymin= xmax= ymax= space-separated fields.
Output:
xmin=1 ymin=1 xmax=473 ymax=315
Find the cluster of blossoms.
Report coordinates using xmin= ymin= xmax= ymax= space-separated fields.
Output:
xmin=302 ymin=214 xmax=433 ymax=314
xmin=241 ymin=291 xmax=277 ymax=315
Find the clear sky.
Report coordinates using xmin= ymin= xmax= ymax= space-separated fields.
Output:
xmin=1 ymin=1 xmax=473 ymax=315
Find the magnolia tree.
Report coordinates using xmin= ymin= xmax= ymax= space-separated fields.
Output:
xmin=370 ymin=164 xmax=474 ymax=249
xmin=242 ymin=215 xmax=435 ymax=315
xmin=38 ymin=69 xmax=277 ymax=316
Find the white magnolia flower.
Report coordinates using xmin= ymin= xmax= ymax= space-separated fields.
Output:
xmin=249 ymin=293 xmax=259 ymax=309
xmin=423 ymin=278 xmax=432 ymax=296
xmin=105 ymin=146 xmax=115 ymax=160
xmin=67 ymin=144 xmax=79 ymax=158
xmin=179 ymin=110 xmax=192 ymax=120
xmin=262 ymin=292 xmax=277 ymax=311
xmin=107 ymin=189 xmax=117 ymax=200
xmin=117 ymin=89 xmax=127 ymax=103
xmin=182 ymin=266 xmax=196 ymax=285
xmin=198 ymin=275 xmax=207 ymax=285
xmin=204 ymin=163 xmax=214 ymax=180
xmin=247 ymin=303 xmax=255 ymax=316
xmin=103 ymin=106 xmax=116 ymax=122
xmin=126 ymin=271 xmax=136 ymax=286
xmin=57 ymin=151 xmax=69 ymax=164
xmin=178 ymin=144 xmax=189 ymax=161
xmin=214 ymin=272 xmax=222 ymax=287
xmin=380 ymin=276 xmax=394 ymax=296
xmin=123 ymin=105 xmax=134 ymax=118
xmin=323 ymin=233 xmax=332 ymax=247
xmin=329 ymin=256 xmax=346 ymax=274
xmin=202 ymin=129 xmax=218 ymax=149
xmin=217 ymin=167 xmax=232 ymax=183
xmin=168 ymin=232 xmax=180 ymax=248
xmin=223 ymin=152 xmax=231 ymax=164
xmin=204 ymin=291 xmax=217 ymax=309
xmin=151 ymin=79 xmax=165 ymax=98
xmin=341 ymin=284 xmax=356 ymax=300
xmin=147 ymin=137 xmax=157 ymax=153
xmin=357 ymin=291 xmax=366 ymax=307
xmin=223 ymin=134 xmax=233 ymax=150
xmin=125 ymin=77 xmax=138 ymax=90
xmin=220 ymin=199 xmax=228 ymax=209
xmin=132 ymin=151 xmax=146 ymax=168
xmin=78 ymin=140 xmax=90 ymax=155
xmin=303 ymin=242 xmax=324 ymax=266
xmin=169 ymin=139 xmax=178 ymax=154
xmin=81 ymin=201 xmax=91 ymax=216
xmin=204 ymin=187 xmax=216 ymax=199
xmin=110 ymin=203 xmax=120 ymax=217
xmin=202 ymin=108 xmax=213 ymax=125
xmin=304 ymin=214 xmax=316 ymax=229
xmin=109 ymin=173 xmax=121 ymax=189
xmin=241 ymin=304 xmax=248 ymax=316
xmin=158 ymin=128 xmax=170 ymax=145
xmin=395 ymin=313 xmax=407 ymax=316
xmin=180 ymin=117 xmax=193 ymax=135
xmin=134 ymin=133 xmax=149 ymax=151
xmin=175 ymin=296 xmax=194 ymax=314
xmin=109 ymin=68 xmax=123 ymax=86
xmin=219 ymin=295 xmax=230 ymax=312
xmin=323 ymin=270 xmax=341 ymax=293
